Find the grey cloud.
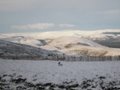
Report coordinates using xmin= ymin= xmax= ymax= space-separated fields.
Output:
xmin=0 ymin=0 xmax=35 ymax=11
xmin=0 ymin=0 xmax=120 ymax=12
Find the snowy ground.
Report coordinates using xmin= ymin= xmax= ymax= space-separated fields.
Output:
xmin=0 ymin=59 xmax=120 ymax=90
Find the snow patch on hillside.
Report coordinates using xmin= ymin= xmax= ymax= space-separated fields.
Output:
xmin=0 ymin=29 xmax=120 ymax=57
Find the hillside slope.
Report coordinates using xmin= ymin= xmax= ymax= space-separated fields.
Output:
xmin=0 ymin=40 xmax=63 ymax=60
xmin=0 ymin=30 xmax=120 ymax=58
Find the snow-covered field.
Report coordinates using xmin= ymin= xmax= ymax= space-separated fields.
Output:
xmin=0 ymin=59 xmax=120 ymax=90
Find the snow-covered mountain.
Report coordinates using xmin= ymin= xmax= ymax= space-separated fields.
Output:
xmin=2 ymin=36 xmax=46 ymax=47
xmin=0 ymin=29 xmax=120 ymax=58
xmin=0 ymin=40 xmax=64 ymax=60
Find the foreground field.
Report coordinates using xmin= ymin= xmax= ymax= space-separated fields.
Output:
xmin=0 ymin=59 xmax=120 ymax=90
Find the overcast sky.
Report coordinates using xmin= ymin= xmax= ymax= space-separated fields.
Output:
xmin=0 ymin=0 xmax=120 ymax=33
